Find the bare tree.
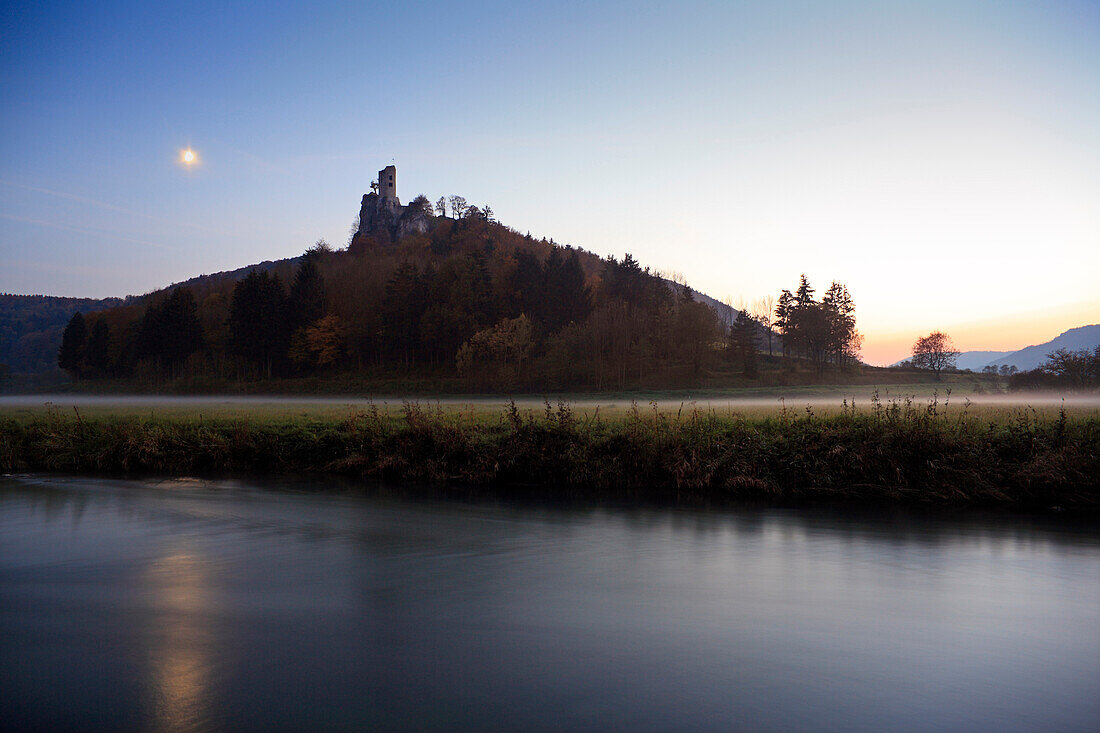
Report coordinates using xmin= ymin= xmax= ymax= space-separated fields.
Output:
xmin=434 ymin=196 xmax=447 ymax=217
xmin=448 ymin=195 xmax=468 ymax=219
xmin=752 ymin=295 xmax=776 ymax=356
xmin=911 ymin=331 xmax=959 ymax=380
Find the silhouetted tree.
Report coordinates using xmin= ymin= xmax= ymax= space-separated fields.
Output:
xmin=773 ymin=276 xmax=859 ymax=371
xmin=137 ymin=287 xmax=204 ymax=377
xmin=407 ymin=194 xmax=434 ymax=218
xmin=448 ymin=195 xmax=468 ymax=219
xmin=911 ymin=331 xmax=959 ymax=380
xmin=229 ymin=271 xmax=288 ymax=378
xmin=822 ymin=281 xmax=860 ymax=366
xmin=58 ymin=312 xmax=87 ymax=377
xmin=288 ymin=256 xmax=327 ymax=332
xmin=729 ymin=310 xmax=759 ymax=377
xmin=752 ymin=296 xmax=776 ymax=356
xmin=774 ymin=290 xmax=794 ymax=359
xmin=543 ymin=249 xmax=591 ymax=331
xmin=677 ymin=297 xmax=722 ymax=376
xmin=86 ymin=319 xmax=111 ymax=377
xmin=381 ymin=262 xmax=427 ymax=366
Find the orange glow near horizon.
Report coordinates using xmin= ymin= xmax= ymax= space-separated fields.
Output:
xmin=861 ymin=299 xmax=1100 ymax=366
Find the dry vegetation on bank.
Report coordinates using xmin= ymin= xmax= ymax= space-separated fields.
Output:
xmin=2 ymin=392 xmax=1097 ymax=509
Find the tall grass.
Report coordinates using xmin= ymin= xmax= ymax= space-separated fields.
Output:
xmin=2 ymin=395 xmax=1097 ymax=507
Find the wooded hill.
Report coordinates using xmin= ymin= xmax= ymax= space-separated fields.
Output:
xmin=48 ymin=209 xmax=748 ymax=391
xmin=1 ymin=294 xmax=124 ymax=380
xmin=51 ymin=207 xmax=861 ymax=392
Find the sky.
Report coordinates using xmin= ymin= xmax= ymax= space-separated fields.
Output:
xmin=1 ymin=0 xmax=1098 ymax=365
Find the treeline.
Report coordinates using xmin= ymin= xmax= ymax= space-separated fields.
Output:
xmin=1 ymin=294 xmax=124 ymax=374
xmin=1008 ymin=347 xmax=1100 ymax=392
xmin=773 ymin=275 xmax=862 ymax=372
xmin=56 ymin=210 xmax=863 ymax=390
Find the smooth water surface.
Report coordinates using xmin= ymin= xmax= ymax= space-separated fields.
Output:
xmin=2 ymin=475 xmax=1098 ymax=731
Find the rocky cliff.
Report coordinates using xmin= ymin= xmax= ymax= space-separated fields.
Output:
xmin=355 ymin=193 xmax=431 ymax=245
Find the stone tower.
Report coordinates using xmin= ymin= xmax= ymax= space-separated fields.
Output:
xmin=376 ymin=165 xmax=397 ymax=203
xmin=354 ymin=162 xmax=428 ymax=246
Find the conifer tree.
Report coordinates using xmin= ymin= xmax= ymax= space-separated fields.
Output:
xmin=229 ymin=271 xmax=288 ymax=378
xmin=58 ymin=312 xmax=87 ymax=377
xmin=288 ymin=257 xmax=327 ymax=332
xmin=86 ymin=319 xmax=111 ymax=377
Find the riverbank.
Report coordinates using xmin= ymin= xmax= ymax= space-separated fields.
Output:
xmin=2 ymin=397 xmax=1097 ymax=509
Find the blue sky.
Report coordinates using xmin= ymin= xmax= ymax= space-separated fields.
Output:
xmin=2 ymin=0 xmax=1098 ymax=363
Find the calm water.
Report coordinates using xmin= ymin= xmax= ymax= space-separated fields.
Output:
xmin=2 ymin=476 xmax=1098 ymax=731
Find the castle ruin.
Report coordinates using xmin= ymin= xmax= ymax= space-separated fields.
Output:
xmin=354 ymin=164 xmax=430 ymax=245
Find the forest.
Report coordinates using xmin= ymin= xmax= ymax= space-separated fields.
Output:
xmin=0 ymin=294 xmax=124 ymax=375
xmin=52 ymin=206 xmax=864 ymax=392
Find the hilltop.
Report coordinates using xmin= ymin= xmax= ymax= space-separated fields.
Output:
xmin=12 ymin=167 xmax=878 ymax=394
xmin=40 ymin=196 xmax=764 ymax=392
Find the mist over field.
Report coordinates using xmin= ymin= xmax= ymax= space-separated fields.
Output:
xmin=4 ymin=390 xmax=1098 ymax=419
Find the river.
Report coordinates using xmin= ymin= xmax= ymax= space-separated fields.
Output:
xmin=2 ymin=475 xmax=1098 ymax=731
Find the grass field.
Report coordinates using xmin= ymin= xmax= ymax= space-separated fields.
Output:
xmin=2 ymin=389 xmax=1097 ymax=509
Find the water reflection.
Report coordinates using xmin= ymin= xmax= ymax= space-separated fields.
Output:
xmin=1 ymin=474 xmax=1097 ymax=731
xmin=144 ymin=552 xmax=212 ymax=733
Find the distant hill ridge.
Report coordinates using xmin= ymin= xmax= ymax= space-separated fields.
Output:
xmin=952 ymin=350 xmax=1012 ymax=372
xmin=985 ymin=324 xmax=1100 ymax=371
xmin=0 ymin=293 xmax=125 ymax=374
xmin=894 ymin=325 xmax=1100 ymax=371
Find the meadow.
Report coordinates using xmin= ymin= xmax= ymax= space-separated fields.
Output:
xmin=2 ymin=388 xmax=1097 ymax=509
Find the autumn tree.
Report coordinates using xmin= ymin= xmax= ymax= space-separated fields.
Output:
xmin=911 ymin=331 xmax=959 ymax=380
xmin=289 ymin=314 xmax=346 ymax=369
xmin=455 ymin=314 xmax=534 ymax=389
